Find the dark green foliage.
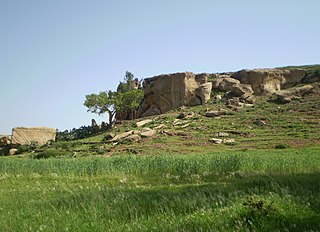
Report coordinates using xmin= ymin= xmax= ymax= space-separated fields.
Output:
xmin=84 ymin=90 xmax=117 ymax=127
xmin=56 ymin=125 xmax=100 ymax=141
xmin=84 ymin=71 xmax=143 ymax=125
xmin=0 ymin=146 xmax=10 ymax=156
xmin=16 ymin=145 xmax=29 ymax=154
xmin=243 ymin=195 xmax=274 ymax=215
xmin=32 ymin=149 xmax=71 ymax=159
xmin=275 ymin=144 xmax=290 ymax=149
xmin=15 ymin=141 xmax=39 ymax=154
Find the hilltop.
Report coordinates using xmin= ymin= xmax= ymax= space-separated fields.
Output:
xmin=1 ymin=64 xmax=319 ymax=157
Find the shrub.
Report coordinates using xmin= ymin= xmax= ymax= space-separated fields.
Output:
xmin=32 ymin=149 xmax=71 ymax=159
xmin=0 ymin=146 xmax=10 ymax=156
xmin=275 ymin=144 xmax=290 ymax=149
xmin=243 ymin=195 xmax=274 ymax=216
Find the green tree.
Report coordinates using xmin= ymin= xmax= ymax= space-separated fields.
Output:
xmin=117 ymin=71 xmax=137 ymax=93
xmin=84 ymin=72 xmax=144 ymax=126
xmin=115 ymin=89 xmax=144 ymax=119
xmin=84 ymin=91 xmax=117 ymax=128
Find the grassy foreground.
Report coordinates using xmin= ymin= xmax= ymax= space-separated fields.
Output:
xmin=1 ymin=147 xmax=320 ymax=231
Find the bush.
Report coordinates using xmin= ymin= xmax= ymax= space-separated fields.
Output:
xmin=16 ymin=141 xmax=39 ymax=154
xmin=243 ymin=195 xmax=274 ymax=216
xmin=275 ymin=144 xmax=290 ymax=149
xmin=32 ymin=150 xmax=71 ymax=159
xmin=0 ymin=146 xmax=10 ymax=156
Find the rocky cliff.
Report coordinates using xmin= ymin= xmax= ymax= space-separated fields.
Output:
xmin=136 ymin=66 xmax=319 ymax=118
xmin=138 ymin=72 xmax=212 ymax=117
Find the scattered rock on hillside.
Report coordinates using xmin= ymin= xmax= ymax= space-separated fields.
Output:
xmin=177 ymin=112 xmax=195 ymax=119
xmin=111 ymin=130 xmax=134 ymax=142
xmin=205 ymin=110 xmax=225 ymax=117
xmin=229 ymin=131 xmax=256 ymax=137
xmin=122 ymin=134 xmax=141 ymax=143
xmin=140 ymin=128 xmax=157 ymax=138
xmin=161 ymin=130 xmax=188 ymax=137
xmin=214 ymin=132 xmax=229 ymax=137
xmin=173 ymin=119 xmax=188 ymax=126
xmin=223 ymin=139 xmax=236 ymax=144
xmin=154 ymin=124 xmax=165 ymax=130
xmin=177 ymin=112 xmax=187 ymax=119
xmin=209 ymin=138 xmax=223 ymax=144
xmin=136 ymin=119 xmax=153 ymax=127
xmin=254 ymin=119 xmax=267 ymax=126
xmin=213 ymin=95 xmax=222 ymax=102
xmin=209 ymin=138 xmax=236 ymax=144
xmin=104 ymin=133 xmax=116 ymax=141
xmin=206 ymin=108 xmax=232 ymax=117
xmin=180 ymin=123 xmax=190 ymax=129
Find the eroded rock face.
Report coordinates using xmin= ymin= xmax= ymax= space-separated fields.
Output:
xmin=212 ymin=77 xmax=255 ymax=103
xmin=231 ymin=69 xmax=306 ymax=95
xmin=11 ymin=127 xmax=56 ymax=146
xmin=274 ymin=84 xmax=314 ymax=103
xmin=138 ymin=72 xmax=212 ymax=117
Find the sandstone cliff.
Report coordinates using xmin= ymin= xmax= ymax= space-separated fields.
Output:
xmin=136 ymin=66 xmax=319 ymax=118
xmin=138 ymin=72 xmax=212 ymax=117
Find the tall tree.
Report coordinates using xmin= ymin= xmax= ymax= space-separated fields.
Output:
xmin=84 ymin=91 xmax=117 ymax=128
xmin=84 ymin=72 xmax=144 ymax=127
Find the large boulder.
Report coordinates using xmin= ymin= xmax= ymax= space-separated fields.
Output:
xmin=11 ymin=127 xmax=56 ymax=146
xmin=284 ymin=69 xmax=307 ymax=88
xmin=274 ymin=85 xmax=314 ymax=103
xmin=140 ymin=128 xmax=157 ymax=138
xmin=110 ymin=130 xmax=134 ymax=142
xmin=302 ymin=72 xmax=320 ymax=84
xmin=138 ymin=72 xmax=212 ymax=117
xmin=0 ymin=135 xmax=10 ymax=147
xmin=213 ymin=77 xmax=255 ymax=103
xmin=231 ymin=68 xmax=306 ymax=95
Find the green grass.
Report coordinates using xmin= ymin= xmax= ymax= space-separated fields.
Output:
xmin=1 ymin=147 xmax=320 ymax=231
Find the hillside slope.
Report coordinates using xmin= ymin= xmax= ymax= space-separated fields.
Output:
xmin=25 ymin=82 xmax=320 ymax=158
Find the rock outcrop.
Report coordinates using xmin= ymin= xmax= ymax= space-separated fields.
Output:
xmin=212 ymin=78 xmax=255 ymax=103
xmin=0 ymin=135 xmax=10 ymax=147
xmin=231 ymin=68 xmax=306 ymax=95
xmin=138 ymin=72 xmax=212 ymax=117
xmin=11 ymin=127 xmax=56 ymax=146
xmin=274 ymin=84 xmax=314 ymax=103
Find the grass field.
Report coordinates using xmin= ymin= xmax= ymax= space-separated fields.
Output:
xmin=1 ymin=147 xmax=320 ymax=231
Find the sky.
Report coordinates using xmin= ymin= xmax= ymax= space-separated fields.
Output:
xmin=1 ymin=0 xmax=319 ymax=135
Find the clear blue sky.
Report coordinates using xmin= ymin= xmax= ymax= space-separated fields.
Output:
xmin=1 ymin=0 xmax=319 ymax=134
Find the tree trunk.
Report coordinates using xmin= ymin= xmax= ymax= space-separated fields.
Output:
xmin=108 ymin=111 xmax=114 ymax=128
